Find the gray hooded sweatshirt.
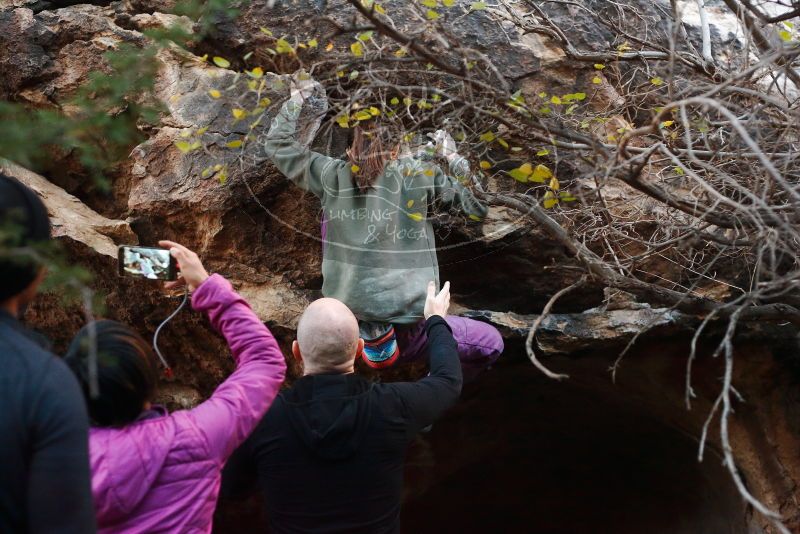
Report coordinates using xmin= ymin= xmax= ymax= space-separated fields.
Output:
xmin=264 ymin=100 xmax=487 ymax=324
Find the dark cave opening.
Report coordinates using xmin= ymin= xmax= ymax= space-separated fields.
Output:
xmin=214 ymin=348 xmax=755 ymax=534
xmin=400 ymin=355 xmax=751 ymax=534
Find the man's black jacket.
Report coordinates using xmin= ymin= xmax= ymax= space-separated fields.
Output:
xmin=222 ymin=315 xmax=462 ymax=534
xmin=0 ymin=310 xmax=96 ymax=533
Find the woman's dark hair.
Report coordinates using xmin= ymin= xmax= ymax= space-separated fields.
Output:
xmin=346 ymin=122 xmax=399 ymax=192
xmin=0 ymin=173 xmax=51 ymax=302
xmin=65 ymin=320 xmax=159 ymax=427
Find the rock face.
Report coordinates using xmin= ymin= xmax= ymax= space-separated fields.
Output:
xmin=1 ymin=160 xmax=138 ymax=256
xmin=1 ymin=0 xmax=799 ymax=533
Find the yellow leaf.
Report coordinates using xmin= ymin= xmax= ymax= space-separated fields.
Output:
xmin=660 ymin=120 xmax=674 ymax=128
xmin=421 ymin=0 xmax=436 ymax=6
xmin=308 ymin=38 xmax=318 ymax=48
xmin=336 ymin=71 xmax=345 ymax=78
xmin=247 ymin=80 xmax=258 ymax=91
xmin=543 ymin=197 xmax=559 ymax=209
xmin=778 ymin=29 xmax=792 ymax=42
xmin=217 ymin=167 xmax=228 ymax=185
xmin=353 ymin=110 xmax=372 ymax=121
xmin=226 ymin=140 xmax=243 ymax=148
xmin=394 ymin=47 xmax=407 ymax=58
xmin=538 ymin=92 xmax=547 ymax=98
xmin=407 ymin=200 xmax=415 ymax=208
xmin=259 ymin=97 xmax=272 ymax=107
xmin=479 ymin=160 xmax=492 ymax=170
xmin=350 ymin=41 xmax=364 ymax=57
xmin=232 ymin=108 xmax=247 ymax=120
xmin=550 ymin=95 xmax=562 ymax=105
xmin=175 ymin=140 xmax=193 ymax=153
xmin=426 ymin=9 xmax=440 ymax=20
xmin=470 ymin=1 xmax=487 ymax=10
xmin=259 ymin=27 xmax=273 ymax=36
xmin=407 ymin=212 xmax=424 ymax=222
xmin=497 ymin=137 xmax=509 ymax=149
xmin=336 ymin=115 xmax=350 ymax=128
xmin=594 ymin=63 xmax=605 ymax=70
xmin=403 ymin=97 xmax=413 ymax=106
xmin=518 ymin=163 xmax=533 ymax=176
xmin=508 ymin=168 xmax=528 ymax=182
xmin=357 ymin=31 xmax=373 ymax=41
xmin=650 ymin=77 xmax=664 ymax=86
xmin=549 ymin=176 xmax=560 ymax=190
xmin=325 ymin=42 xmax=334 ymax=51
xmin=536 ymin=149 xmax=550 ymax=156
xmin=468 ymin=214 xmax=482 ymax=222
xmin=369 ymin=106 xmax=380 ymax=116
xmin=275 ymin=38 xmax=294 ymax=54
xmin=247 ymin=66 xmax=264 ymax=78
xmin=351 ymin=164 xmax=360 ymax=173
xmin=530 ymin=164 xmax=553 ymax=183
xmin=196 ymin=127 xmax=208 ymax=135
xmin=479 ymin=131 xmax=495 ymax=142
xmin=375 ymin=3 xmax=386 ymax=14
xmin=423 ymin=168 xmax=435 ymax=177
xmin=443 ymin=0 xmax=455 ymax=5
xmin=592 ymin=76 xmax=602 ymax=84
xmin=212 ymin=56 xmax=230 ymax=68
xmin=390 ymin=97 xmax=400 ymax=105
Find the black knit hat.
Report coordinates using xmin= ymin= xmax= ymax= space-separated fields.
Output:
xmin=0 ymin=173 xmax=52 ymax=302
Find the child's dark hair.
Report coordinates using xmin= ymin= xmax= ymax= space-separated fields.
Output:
xmin=65 ymin=320 xmax=159 ymax=427
xmin=0 ymin=173 xmax=51 ymax=302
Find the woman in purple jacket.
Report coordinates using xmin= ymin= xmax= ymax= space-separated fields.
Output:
xmin=64 ymin=241 xmax=287 ymax=533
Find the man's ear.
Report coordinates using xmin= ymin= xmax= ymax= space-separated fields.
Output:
xmin=292 ymin=340 xmax=303 ymax=363
xmin=355 ymin=338 xmax=365 ymax=358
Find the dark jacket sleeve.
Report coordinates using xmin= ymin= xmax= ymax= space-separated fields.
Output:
xmin=385 ymin=316 xmax=463 ymax=433
xmin=27 ymin=359 xmax=96 ymax=534
xmin=220 ymin=426 xmax=259 ymax=501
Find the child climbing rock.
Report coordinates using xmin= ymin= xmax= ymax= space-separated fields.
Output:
xmin=264 ymin=74 xmax=503 ymax=380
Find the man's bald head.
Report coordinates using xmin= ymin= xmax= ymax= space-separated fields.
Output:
xmin=295 ymin=298 xmax=360 ymax=374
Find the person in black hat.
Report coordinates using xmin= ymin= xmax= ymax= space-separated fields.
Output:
xmin=0 ymin=172 xmax=96 ymax=534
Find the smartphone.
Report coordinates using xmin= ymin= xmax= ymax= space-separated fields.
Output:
xmin=118 ymin=246 xmax=178 ymax=281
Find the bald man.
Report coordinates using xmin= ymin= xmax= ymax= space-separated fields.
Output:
xmin=222 ymin=282 xmax=461 ymax=534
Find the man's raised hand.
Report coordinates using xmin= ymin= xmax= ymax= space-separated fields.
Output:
xmin=424 ymin=281 xmax=451 ymax=320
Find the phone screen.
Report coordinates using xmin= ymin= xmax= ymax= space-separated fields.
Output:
xmin=118 ymin=246 xmax=176 ymax=281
